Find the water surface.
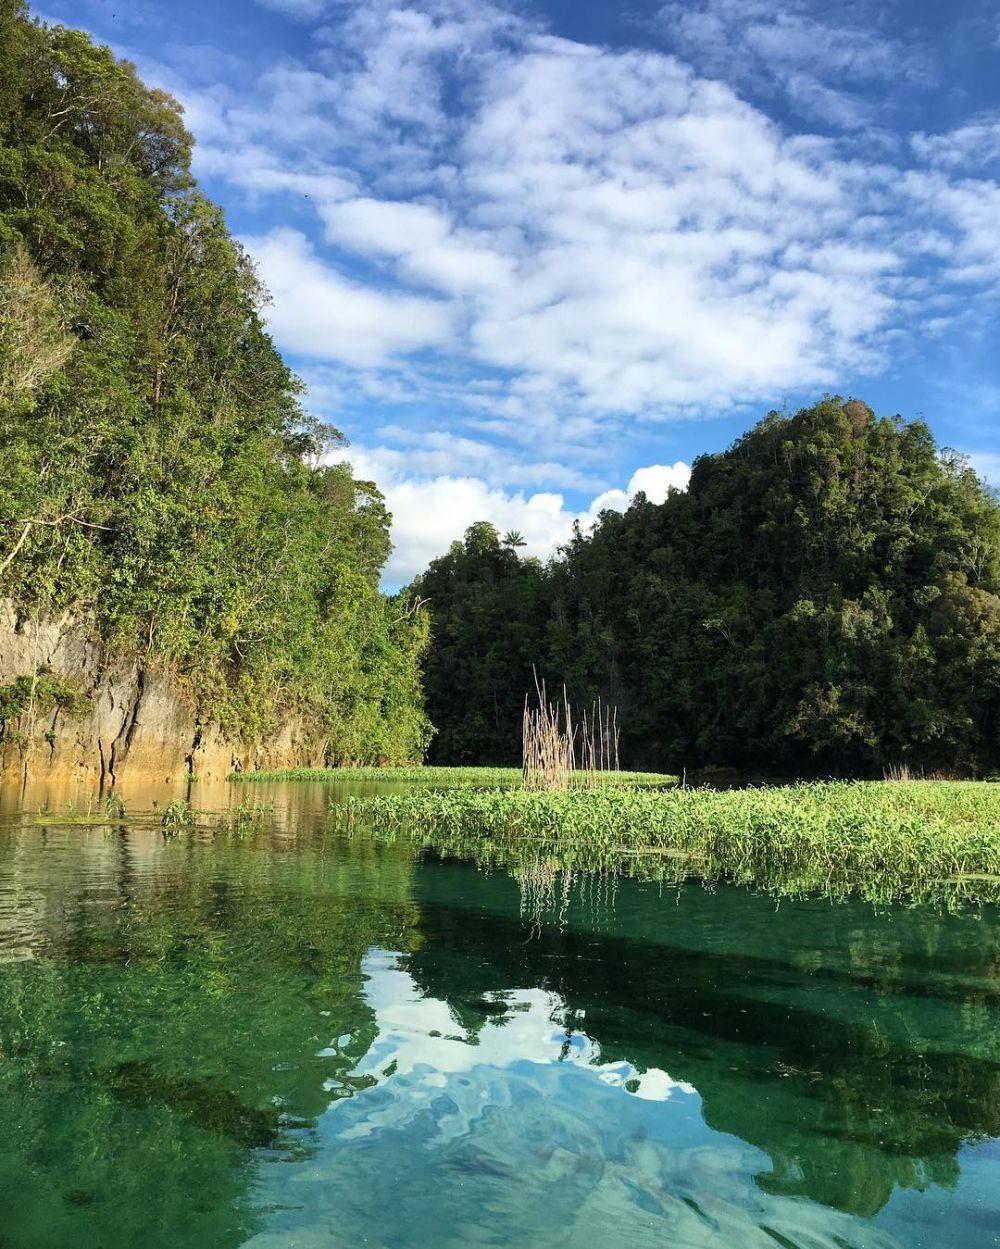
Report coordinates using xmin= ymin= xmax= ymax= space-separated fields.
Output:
xmin=0 ymin=779 xmax=997 ymax=1248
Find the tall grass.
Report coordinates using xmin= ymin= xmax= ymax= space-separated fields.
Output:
xmin=522 ymin=682 xmax=575 ymax=790
xmin=522 ymin=675 xmax=622 ymax=790
xmin=337 ymin=781 xmax=1000 ymax=907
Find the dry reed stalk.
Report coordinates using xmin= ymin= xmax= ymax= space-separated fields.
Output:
xmin=522 ymin=671 xmax=621 ymax=791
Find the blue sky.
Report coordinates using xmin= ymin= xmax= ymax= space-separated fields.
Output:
xmin=36 ymin=0 xmax=1000 ymax=584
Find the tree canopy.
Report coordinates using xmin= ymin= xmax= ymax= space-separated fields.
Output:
xmin=0 ymin=1 xmax=429 ymax=761
xmin=415 ymin=399 xmax=1000 ymax=776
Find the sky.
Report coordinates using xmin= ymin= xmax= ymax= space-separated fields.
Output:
xmin=35 ymin=0 xmax=1000 ymax=585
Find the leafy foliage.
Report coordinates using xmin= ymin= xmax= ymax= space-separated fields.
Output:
xmin=416 ymin=398 xmax=1000 ymax=775
xmin=343 ymin=780 xmax=1000 ymax=907
xmin=0 ymin=3 xmax=429 ymax=761
xmin=413 ymin=520 xmax=548 ymax=763
xmin=0 ymin=669 xmax=86 ymax=744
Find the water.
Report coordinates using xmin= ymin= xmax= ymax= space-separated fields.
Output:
xmin=0 ymin=779 xmax=997 ymax=1249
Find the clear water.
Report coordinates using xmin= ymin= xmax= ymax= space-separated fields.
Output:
xmin=0 ymin=779 xmax=997 ymax=1249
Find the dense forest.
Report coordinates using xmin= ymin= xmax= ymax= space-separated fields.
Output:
xmin=415 ymin=399 xmax=1000 ymax=776
xmin=0 ymin=2 xmax=429 ymax=762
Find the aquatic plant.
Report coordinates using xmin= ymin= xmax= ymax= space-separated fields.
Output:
xmin=337 ymin=781 xmax=1000 ymax=907
xmin=233 ymin=765 xmax=676 ymax=788
xmin=157 ymin=798 xmax=194 ymax=837
xmin=222 ymin=799 xmax=275 ymax=837
xmin=104 ymin=791 xmax=127 ymax=820
xmin=521 ymin=681 xmax=576 ymax=791
xmin=521 ymin=675 xmax=621 ymax=791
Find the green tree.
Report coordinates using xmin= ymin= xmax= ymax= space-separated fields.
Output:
xmin=412 ymin=522 xmax=546 ymax=763
xmin=414 ymin=399 xmax=1000 ymax=775
xmin=0 ymin=2 xmax=430 ymax=763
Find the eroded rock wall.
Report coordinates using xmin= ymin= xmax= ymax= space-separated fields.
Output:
xmin=0 ymin=603 xmax=326 ymax=783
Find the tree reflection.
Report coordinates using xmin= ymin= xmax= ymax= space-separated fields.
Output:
xmin=0 ymin=822 xmax=420 ymax=1248
xmin=403 ymin=857 xmax=1000 ymax=1218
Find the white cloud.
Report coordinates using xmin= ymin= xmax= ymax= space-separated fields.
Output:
xmin=168 ymin=0 xmax=999 ymax=442
xmin=583 ymin=463 xmax=693 ymax=519
xmin=656 ymin=0 xmax=930 ymax=130
xmin=364 ymin=426 xmax=601 ymax=490
xmin=131 ymin=0 xmax=1000 ymax=497
xmin=244 ymin=227 xmax=453 ymax=365
xmin=912 ymin=114 xmax=1000 ymax=172
xmin=900 ymin=171 xmax=1000 ymax=286
xmin=339 ymin=446 xmax=690 ymax=586
xmin=319 ymin=197 xmax=514 ymax=294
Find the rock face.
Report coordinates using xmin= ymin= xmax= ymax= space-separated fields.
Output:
xmin=0 ymin=603 xmax=326 ymax=784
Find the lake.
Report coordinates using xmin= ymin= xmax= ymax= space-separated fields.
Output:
xmin=0 ymin=778 xmax=997 ymax=1248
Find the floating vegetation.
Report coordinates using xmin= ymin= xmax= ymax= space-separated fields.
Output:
xmin=337 ymin=781 xmax=1000 ymax=908
xmin=16 ymin=793 xmax=128 ymax=828
xmin=234 ymin=765 xmax=676 ymax=788
xmin=16 ymin=795 xmax=272 ymax=840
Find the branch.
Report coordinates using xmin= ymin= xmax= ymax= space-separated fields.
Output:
xmin=0 ymin=523 xmax=33 ymax=577
xmin=389 ymin=596 xmax=429 ymax=627
xmin=0 ymin=514 xmax=115 ymax=579
xmin=18 ymin=514 xmax=114 ymax=531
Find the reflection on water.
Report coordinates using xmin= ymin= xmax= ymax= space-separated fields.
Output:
xmin=0 ymin=780 xmax=997 ymax=1248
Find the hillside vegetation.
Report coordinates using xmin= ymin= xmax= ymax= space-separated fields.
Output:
xmin=416 ymin=398 xmax=1000 ymax=776
xmin=0 ymin=2 xmax=429 ymax=762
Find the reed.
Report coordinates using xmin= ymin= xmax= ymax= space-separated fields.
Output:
xmin=522 ymin=673 xmax=621 ymax=791
xmin=522 ymin=677 xmax=574 ymax=790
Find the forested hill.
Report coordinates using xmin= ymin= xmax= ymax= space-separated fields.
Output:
xmin=0 ymin=2 xmax=429 ymax=765
xmin=415 ymin=399 xmax=1000 ymax=777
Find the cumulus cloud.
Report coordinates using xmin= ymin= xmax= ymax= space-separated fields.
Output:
xmin=168 ymin=0 xmax=1000 ymax=453
xmin=245 ymin=227 xmax=453 ymax=365
xmin=582 ymin=463 xmax=693 ymax=519
xmin=125 ymin=0 xmax=1000 ymax=520
xmin=338 ymin=445 xmax=690 ymax=587
xmin=912 ymin=114 xmax=1000 ymax=172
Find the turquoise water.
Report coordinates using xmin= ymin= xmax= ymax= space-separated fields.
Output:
xmin=0 ymin=781 xmax=997 ymax=1248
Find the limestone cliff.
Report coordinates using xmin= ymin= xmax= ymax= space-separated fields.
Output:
xmin=0 ymin=603 xmax=326 ymax=784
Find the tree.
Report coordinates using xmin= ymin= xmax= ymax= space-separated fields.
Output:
xmin=412 ymin=523 xmax=546 ymax=763
xmin=413 ymin=399 xmax=1000 ymax=776
xmin=0 ymin=4 xmax=430 ymax=763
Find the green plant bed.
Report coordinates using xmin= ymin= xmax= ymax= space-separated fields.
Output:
xmin=337 ymin=780 xmax=1000 ymax=907
xmin=232 ymin=765 xmax=678 ymax=788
